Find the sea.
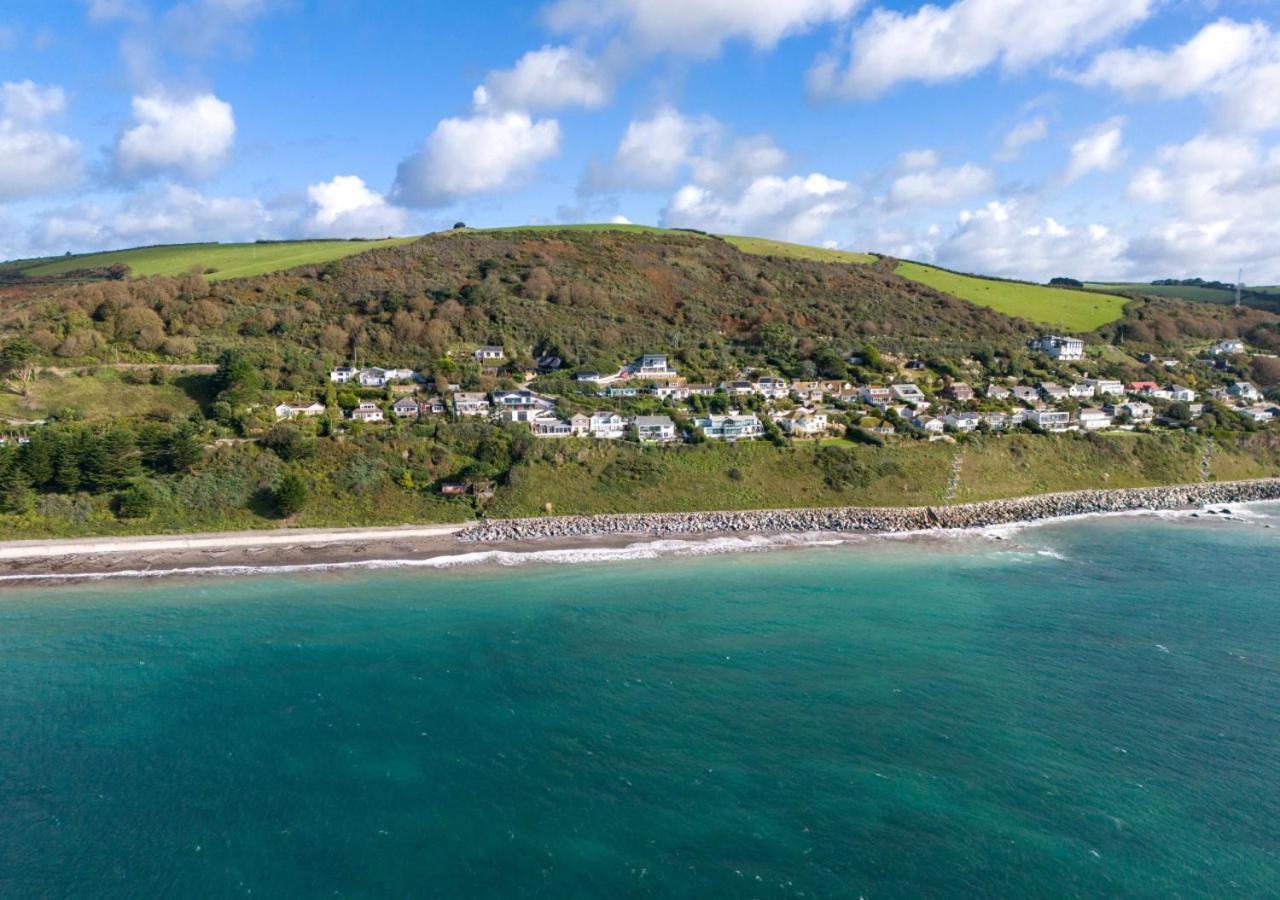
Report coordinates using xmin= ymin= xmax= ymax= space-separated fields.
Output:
xmin=1 ymin=506 xmax=1278 ymax=898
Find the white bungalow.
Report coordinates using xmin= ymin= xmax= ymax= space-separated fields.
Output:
xmin=912 ymin=415 xmax=944 ymax=434
xmin=349 ymin=401 xmax=384 ymax=423
xmin=1209 ymin=339 xmax=1245 ymax=356
xmin=634 ymin=415 xmax=678 ymax=443
xmin=452 ymin=392 xmax=490 ymax=417
xmin=944 ymin=412 xmax=981 ymax=432
xmin=274 ymin=401 xmax=326 ymax=420
xmin=474 ymin=346 xmax=506 ymax=362
xmin=1082 ymin=378 xmax=1125 ymax=397
xmin=776 ymin=409 xmax=829 ymax=436
xmin=1068 ymin=382 xmax=1096 ymax=399
xmin=391 ymin=397 xmax=420 ymax=418
xmin=1077 ymin=408 xmax=1112 ymax=431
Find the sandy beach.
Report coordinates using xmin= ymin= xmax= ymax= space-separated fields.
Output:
xmin=2 ymin=477 xmax=1277 ymax=582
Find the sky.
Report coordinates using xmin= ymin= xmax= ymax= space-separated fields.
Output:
xmin=2 ymin=0 xmax=1280 ymax=282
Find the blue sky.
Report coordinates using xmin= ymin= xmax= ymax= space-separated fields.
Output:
xmin=3 ymin=0 xmax=1280 ymax=281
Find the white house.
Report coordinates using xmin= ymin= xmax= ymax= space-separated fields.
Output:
xmin=891 ymin=383 xmax=926 ymax=404
xmin=695 ymin=413 xmax=763 ymax=441
xmin=1068 ymin=382 xmax=1096 ymax=399
xmin=1011 ymin=385 xmax=1040 ymax=404
xmin=1082 ymin=378 xmax=1125 ymax=397
xmin=634 ymin=415 xmax=677 ymax=443
xmin=985 ymin=384 xmax=1011 ymax=401
xmin=452 ymin=392 xmax=490 ymax=417
xmin=588 ymin=411 xmax=627 ymax=439
xmin=351 ymin=367 xmax=415 ymax=388
xmin=274 ymin=401 xmax=326 ymax=420
xmin=754 ymin=376 xmax=790 ymax=399
xmin=492 ymin=390 xmax=554 ymax=412
xmin=349 ymin=401 xmax=384 ymax=423
xmin=861 ymin=386 xmax=893 ymax=407
xmin=474 ymin=346 xmax=506 ymax=362
xmin=1241 ymin=406 xmax=1275 ymax=422
xmin=652 ymin=383 xmax=692 ymax=401
xmin=1210 ymin=339 xmax=1245 ymax=356
xmin=983 ymin=412 xmax=1010 ymax=431
xmin=1115 ymin=401 xmax=1155 ymax=424
xmin=1168 ymin=385 xmax=1197 ymax=402
xmin=912 ymin=415 xmax=945 ymax=435
xmin=944 ymin=412 xmax=981 ymax=432
xmin=1038 ymin=382 xmax=1069 ymax=402
xmin=531 ymin=416 xmax=573 ymax=437
xmin=391 ymin=397 xmax=420 ymax=418
xmin=1228 ymin=382 xmax=1261 ymax=401
xmin=633 ymin=353 xmax=678 ymax=379
xmin=1077 ymin=408 xmax=1112 ymax=431
xmin=776 ymin=409 xmax=829 ymax=436
xmin=329 ymin=366 xmax=358 ymax=384
xmin=1030 ymin=335 xmax=1085 ymax=361
xmin=1026 ymin=409 xmax=1071 ymax=431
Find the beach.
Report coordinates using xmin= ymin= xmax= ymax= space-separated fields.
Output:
xmin=2 ymin=477 xmax=1278 ymax=581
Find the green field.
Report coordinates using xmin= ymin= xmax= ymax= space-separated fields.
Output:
xmin=897 ymin=262 xmax=1128 ymax=331
xmin=15 ymin=238 xmax=419 ymax=281
xmin=1084 ymin=282 xmax=1234 ymax=303
xmin=719 ymin=234 xmax=874 ymax=264
xmin=0 ymin=369 xmax=212 ymax=423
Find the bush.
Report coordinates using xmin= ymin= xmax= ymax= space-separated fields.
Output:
xmin=815 ymin=445 xmax=870 ymax=490
xmin=115 ymin=482 xmax=158 ymax=518
xmin=273 ymin=472 xmax=309 ymax=517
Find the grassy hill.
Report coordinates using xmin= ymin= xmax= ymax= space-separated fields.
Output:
xmin=1084 ymin=281 xmax=1280 ymax=313
xmin=8 ymin=238 xmax=419 ymax=282
xmin=896 ymin=262 xmax=1128 ymax=331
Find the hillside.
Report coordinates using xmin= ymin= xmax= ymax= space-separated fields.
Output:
xmin=1084 ymin=281 xmax=1280 ymax=314
xmin=895 ymin=261 xmax=1129 ymax=331
xmin=3 ymin=238 xmax=418 ymax=283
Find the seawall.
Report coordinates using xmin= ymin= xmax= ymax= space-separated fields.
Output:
xmin=459 ymin=479 xmax=1280 ymax=542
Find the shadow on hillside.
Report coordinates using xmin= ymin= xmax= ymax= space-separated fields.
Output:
xmin=173 ymin=374 xmax=218 ymax=415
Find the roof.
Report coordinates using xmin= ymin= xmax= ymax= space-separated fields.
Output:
xmin=634 ymin=415 xmax=674 ymax=426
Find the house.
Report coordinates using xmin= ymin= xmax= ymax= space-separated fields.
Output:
xmin=1209 ymin=339 xmax=1245 ymax=356
xmin=755 ymin=376 xmax=790 ymax=399
xmin=474 ymin=345 xmax=506 ymax=362
xmin=531 ymin=416 xmax=573 ymax=437
xmin=492 ymin=390 xmax=554 ymax=412
xmin=944 ymin=412 xmax=981 ymax=431
xmin=1011 ymin=385 xmax=1040 ymax=404
xmin=535 ymin=355 xmax=562 ymax=372
xmin=1169 ymin=385 xmax=1197 ymax=402
xmin=349 ymin=401 xmax=384 ymax=423
xmin=790 ymin=381 xmax=824 ymax=404
xmin=720 ymin=380 xmax=755 ymax=396
xmin=575 ymin=371 xmax=602 ymax=383
xmin=1068 ymin=382 xmax=1096 ymax=399
xmin=1128 ymin=381 xmax=1161 ymax=395
xmin=912 ymin=415 xmax=945 ymax=434
xmin=983 ymin=412 xmax=1010 ymax=431
xmin=943 ymin=382 xmax=975 ymax=402
xmin=607 ymin=386 xmax=639 ymax=398
xmin=1082 ymin=378 xmax=1124 ymax=397
xmin=891 ymin=383 xmax=926 ymax=405
xmin=776 ymin=409 xmax=829 ymax=436
xmin=986 ymin=384 xmax=1011 ymax=401
xmin=652 ymin=383 xmax=691 ymax=401
xmin=274 ymin=401 xmax=326 ymax=419
xmin=1038 ymin=382 xmax=1069 ymax=402
xmin=1026 ymin=409 xmax=1071 ymax=431
xmin=633 ymin=353 xmax=678 ymax=379
xmin=391 ymin=397 xmax=420 ymax=418
xmin=589 ymin=411 xmax=627 ymax=439
xmin=1228 ymin=382 xmax=1261 ymax=401
xmin=695 ymin=413 xmax=763 ymax=441
xmin=328 ymin=366 xmax=358 ymax=384
xmin=452 ymin=392 xmax=490 ymax=417
xmin=861 ymin=385 xmax=893 ymax=407
xmin=686 ymin=383 xmax=716 ymax=396
xmin=568 ymin=413 xmax=591 ymax=436
xmin=1077 ymin=408 xmax=1112 ymax=431
xmin=1030 ymin=334 xmax=1085 ymax=360
xmin=1113 ymin=401 xmax=1154 ymax=424
xmin=634 ymin=415 xmax=678 ymax=443
xmin=1241 ymin=406 xmax=1275 ymax=422
xmin=419 ymin=396 xmax=446 ymax=416
xmin=819 ymin=380 xmax=857 ymax=400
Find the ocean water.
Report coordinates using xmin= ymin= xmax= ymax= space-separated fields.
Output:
xmin=1 ymin=509 xmax=1278 ymax=898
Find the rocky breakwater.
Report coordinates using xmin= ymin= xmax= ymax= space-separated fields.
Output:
xmin=458 ymin=479 xmax=1280 ymax=543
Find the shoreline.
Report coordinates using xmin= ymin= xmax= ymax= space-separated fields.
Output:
xmin=1 ymin=478 xmax=1277 ymax=583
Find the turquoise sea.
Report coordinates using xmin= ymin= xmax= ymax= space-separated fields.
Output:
xmin=2 ymin=508 xmax=1279 ymax=898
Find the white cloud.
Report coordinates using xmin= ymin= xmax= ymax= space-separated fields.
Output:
xmin=1064 ymin=117 xmax=1125 ymax=183
xmin=996 ymin=115 xmax=1048 ymax=161
xmin=810 ymin=0 xmax=1153 ymax=98
xmin=545 ymin=0 xmax=861 ymax=56
xmin=476 ymin=45 xmax=611 ymax=112
xmin=591 ymin=106 xmax=786 ymax=192
xmin=304 ymin=175 xmax=407 ymax=237
xmin=115 ymin=92 xmax=236 ymax=179
xmin=662 ymin=172 xmax=853 ymax=242
xmin=1072 ymin=19 xmax=1280 ymax=131
xmin=392 ymin=111 xmax=561 ymax=207
xmin=927 ymin=199 xmax=1130 ymax=281
xmin=86 ymin=0 xmax=148 ymax=24
xmin=898 ymin=148 xmax=939 ymax=170
xmin=889 ymin=162 xmax=994 ymax=209
xmin=0 ymin=80 xmax=82 ymax=200
xmin=610 ymin=214 xmax=632 ymax=224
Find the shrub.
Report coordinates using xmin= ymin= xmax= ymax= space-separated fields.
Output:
xmin=115 ymin=482 xmax=158 ymax=518
xmin=273 ymin=472 xmax=309 ymax=517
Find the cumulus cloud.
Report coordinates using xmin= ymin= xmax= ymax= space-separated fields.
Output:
xmin=393 ymin=111 xmax=561 ymax=208
xmin=0 ymin=80 xmax=82 ymax=200
xmin=115 ymin=92 xmax=236 ymax=179
xmin=1072 ymin=19 xmax=1280 ymax=132
xmin=303 ymin=175 xmax=406 ymax=237
xmin=662 ymin=172 xmax=854 ymax=242
xmin=544 ymin=0 xmax=861 ymax=56
xmin=889 ymin=161 xmax=994 ymax=209
xmin=810 ymin=0 xmax=1153 ymax=98
xmin=996 ymin=115 xmax=1048 ymax=161
xmin=1123 ymin=133 xmax=1280 ymax=280
xmin=927 ymin=199 xmax=1129 ymax=281
xmin=588 ymin=106 xmax=786 ymax=193
xmin=476 ymin=45 xmax=612 ymax=112
xmin=1064 ymin=117 xmax=1125 ymax=183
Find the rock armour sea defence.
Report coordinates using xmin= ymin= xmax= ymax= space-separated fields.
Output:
xmin=458 ymin=479 xmax=1280 ymax=542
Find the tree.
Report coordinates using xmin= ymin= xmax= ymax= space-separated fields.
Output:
xmin=273 ymin=472 xmax=309 ymax=517
xmin=115 ymin=482 xmax=158 ymax=518
xmin=261 ymin=423 xmax=315 ymax=461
